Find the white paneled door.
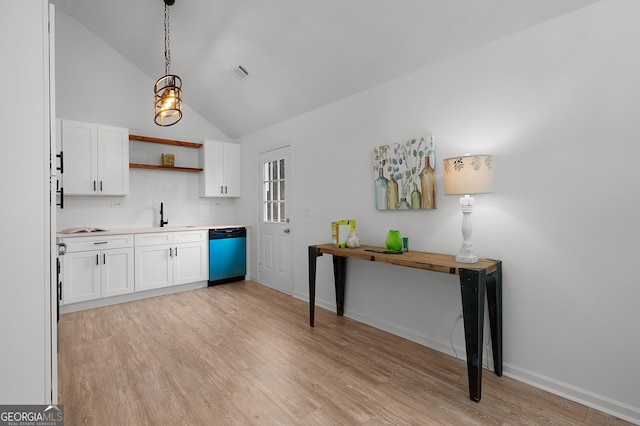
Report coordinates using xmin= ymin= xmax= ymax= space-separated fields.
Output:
xmin=258 ymin=146 xmax=293 ymax=294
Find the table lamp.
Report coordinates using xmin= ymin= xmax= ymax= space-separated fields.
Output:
xmin=443 ymin=154 xmax=494 ymax=263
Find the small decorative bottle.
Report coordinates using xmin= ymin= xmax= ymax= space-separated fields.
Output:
xmin=374 ymin=168 xmax=388 ymax=209
xmin=385 ymin=230 xmax=403 ymax=253
xmin=410 ymin=183 xmax=422 ymax=209
xmin=420 ymin=156 xmax=436 ymax=209
xmin=398 ymin=196 xmax=410 ymax=209
xmin=386 ymin=174 xmax=399 ymax=209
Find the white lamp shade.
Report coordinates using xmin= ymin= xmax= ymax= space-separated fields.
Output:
xmin=443 ymin=154 xmax=494 ymax=195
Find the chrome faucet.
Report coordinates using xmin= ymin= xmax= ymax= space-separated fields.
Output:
xmin=160 ymin=202 xmax=168 ymax=227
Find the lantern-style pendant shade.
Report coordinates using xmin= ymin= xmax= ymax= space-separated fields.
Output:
xmin=154 ymin=74 xmax=182 ymax=126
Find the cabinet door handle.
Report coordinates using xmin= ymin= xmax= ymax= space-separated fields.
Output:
xmin=174 ymin=247 xmax=178 ymax=257
xmin=220 ymin=186 xmax=224 ymax=194
xmin=169 ymin=247 xmax=173 ymax=257
xmin=56 ymin=184 xmax=64 ymax=210
xmin=225 ymin=186 xmax=228 ymax=194
xmin=96 ymin=254 xmax=99 ymax=265
xmin=93 ymin=241 xmax=108 ymax=245
xmin=93 ymin=180 xmax=97 ymax=191
xmin=103 ymin=253 xmax=106 ymax=265
xmin=100 ymin=181 xmax=103 ymax=191
xmin=56 ymin=151 xmax=64 ymax=174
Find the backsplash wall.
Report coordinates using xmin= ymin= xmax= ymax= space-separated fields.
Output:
xmin=57 ymin=169 xmax=236 ymax=231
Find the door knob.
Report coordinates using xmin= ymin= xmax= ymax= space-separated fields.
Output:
xmin=283 ymin=228 xmax=290 ymax=234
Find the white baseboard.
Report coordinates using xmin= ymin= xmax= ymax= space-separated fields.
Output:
xmin=60 ymin=281 xmax=208 ymax=314
xmin=504 ymin=364 xmax=640 ymax=425
xmin=296 ymin=294 xmax=639 ymax=425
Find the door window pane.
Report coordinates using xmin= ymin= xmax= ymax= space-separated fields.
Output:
xmin=263 ymin=159 xmax=286 ymax=223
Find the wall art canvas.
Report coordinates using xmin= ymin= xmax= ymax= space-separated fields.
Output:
xmin=373 ymin=134 xmax=436 ymax=210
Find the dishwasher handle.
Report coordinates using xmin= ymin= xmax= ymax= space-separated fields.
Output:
xmin=209 ymin=228 xmax=246 ymax=239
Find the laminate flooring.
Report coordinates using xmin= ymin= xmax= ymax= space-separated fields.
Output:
xmin=58 ymin=281 xmax=631 ymax=425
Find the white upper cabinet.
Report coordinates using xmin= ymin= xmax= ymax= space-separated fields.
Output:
xmin=59 ymin=119 xmax=129 ymax=196
xmin=198 ymin=140 xmax=241 ymax=197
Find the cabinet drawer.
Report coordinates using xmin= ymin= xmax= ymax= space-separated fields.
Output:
xmin=173 ymin=230 xmax=207 ymax=243
xmin=135 ymin=232 xmax=173 ymax=247
xmin=61 ymin=234 xmax=133 ymax=252
xmin=135 ymin=230 xmax=207 ymax=246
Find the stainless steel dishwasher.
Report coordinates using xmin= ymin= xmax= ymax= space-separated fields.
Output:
xmin=208 ymin=227 xmax=247 ymax=286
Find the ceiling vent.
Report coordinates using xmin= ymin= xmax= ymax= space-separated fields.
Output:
xmin=232 ymin=65 xmax=251 ymax=82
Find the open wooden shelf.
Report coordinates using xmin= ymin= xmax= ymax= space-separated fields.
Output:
xmin=129 ymin=163 xmax=203 ymax=173
xmin=129 ymin=134 xmax=203 ymax=172
xmin=129 ymin=134 xmax=203 ymax=149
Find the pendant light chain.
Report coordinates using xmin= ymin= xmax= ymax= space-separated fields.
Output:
xmin=164 ymin=3 xmax=171 ymax=76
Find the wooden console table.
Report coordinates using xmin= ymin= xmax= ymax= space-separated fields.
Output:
xmin=308 ymin=243 xmax=502 ymax=402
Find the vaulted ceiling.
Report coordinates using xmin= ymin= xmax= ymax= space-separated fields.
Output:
xmin=51 ymin=0 xmax=599 ymax=139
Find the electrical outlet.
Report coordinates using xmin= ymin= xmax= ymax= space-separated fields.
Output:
xmin=111 ymin=201 xmax=122 ymax=208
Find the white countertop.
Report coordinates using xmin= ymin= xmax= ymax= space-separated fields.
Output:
xmin=57 ymin=224 xmax=249 ymax=238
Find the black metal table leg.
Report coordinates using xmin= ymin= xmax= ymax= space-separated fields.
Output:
xmin=308 ymin=246 xmax=322 ymax=327
xmin=332 ymin=256 xmax=347 ymax=316
xmin=460 ymin=268 xmax=487 ymax=402
xmin=486 ymin=261 xmax=503 ymax=376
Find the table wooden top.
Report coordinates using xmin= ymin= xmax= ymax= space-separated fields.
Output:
xmin=312 ymin=244 xmax=498 ymax=276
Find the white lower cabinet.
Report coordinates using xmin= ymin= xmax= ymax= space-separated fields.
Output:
xmin=135 ymin=230 xmax=208 ymax=291
xmin=134 ymin=244 xmax=173 ymax=291
xmin=60 ymin=235 xmax=134 ymax=304
xmin=62 ymin=251 xmax=101 ymax=304
xmin=60 ymin=230 xmax=208 ymax=307
xmin=174 ymin=242 xmax=208 ymax=285
xmin=102 ymin=248 xmax=135 ymax=297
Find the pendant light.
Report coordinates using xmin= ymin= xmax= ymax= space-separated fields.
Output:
xmin=154 ymin=0 xmax=182 ymax=126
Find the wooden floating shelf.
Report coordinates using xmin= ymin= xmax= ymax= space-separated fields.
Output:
xmin=129 ymin=134 xmax=203 ymax=149
xmin=129 ymin=163 xmax=203 ymax=173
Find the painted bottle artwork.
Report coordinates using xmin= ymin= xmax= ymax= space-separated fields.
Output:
xmin=373 ymin=134 xmax=436 ymax=210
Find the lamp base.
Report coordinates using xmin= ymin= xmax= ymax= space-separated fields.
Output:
xmin=456 ymin=242 xmax=478 ymax=263
xmin=456 ymin=200 xmax=479 ymax=263
xmin=456 ymin=253 xmax=479 ymax=264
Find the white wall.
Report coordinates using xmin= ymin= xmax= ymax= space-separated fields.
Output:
xmin=55 ymin=12 xmax=236 ymax=230
xmin=235 ymin=0 xmax=640 ymax=422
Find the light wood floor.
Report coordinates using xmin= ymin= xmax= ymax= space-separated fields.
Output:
xmin=58 ymin=281 xmax=630 ymax=425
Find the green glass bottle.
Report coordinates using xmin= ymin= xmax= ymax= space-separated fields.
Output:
xmin=411 ymin=183 xmax=422 ymax=209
